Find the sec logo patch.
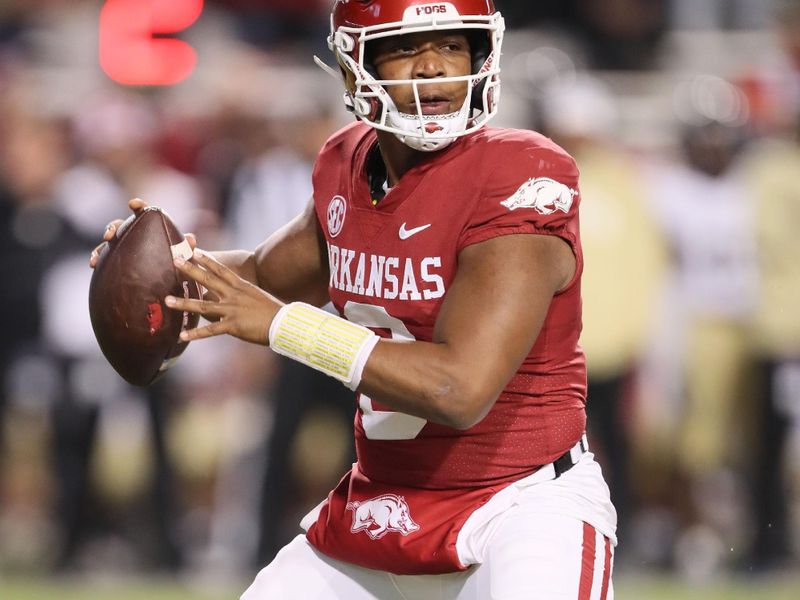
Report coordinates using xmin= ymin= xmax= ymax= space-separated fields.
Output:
xmin=327 ymin=195 xmax=347 ymax=238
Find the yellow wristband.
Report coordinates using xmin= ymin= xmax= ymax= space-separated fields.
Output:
xmin=268 ymin=303 xmax=379 ymax=390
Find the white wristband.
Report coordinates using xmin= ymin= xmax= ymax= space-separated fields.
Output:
xmin=268 ymin=302 xmax=379 ymax=390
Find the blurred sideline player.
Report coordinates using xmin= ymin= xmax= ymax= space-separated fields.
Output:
xmin=91 ymin=1 xmax=617 ymax=597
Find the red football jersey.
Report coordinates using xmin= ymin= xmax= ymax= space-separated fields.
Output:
xmin=306 ymin=122 xmax=587 ymax=574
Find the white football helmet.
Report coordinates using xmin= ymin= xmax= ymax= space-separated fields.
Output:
xmin=323 ymin=0 xmax=505 ymax=152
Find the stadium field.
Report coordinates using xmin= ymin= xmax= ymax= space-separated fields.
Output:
xmin=2 ymin=573 xmax=800 ymax=600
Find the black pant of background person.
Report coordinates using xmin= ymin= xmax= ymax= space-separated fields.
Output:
xmin=586 ymin=373 xmax=633 ymax=553
xmin=51 ymin=365 xmax=183 ymax=571
xmin=0 ymin=352 xmax=10 ymax=508
xmin=748 ymin=358 xmax=793 ymax=570
xmin=256 ymin=356 xmax=357 ymax=566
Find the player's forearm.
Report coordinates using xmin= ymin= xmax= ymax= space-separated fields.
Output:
xmin=207 ymin=248 xmax=328 ymax=306
xmin=265 ymin=302 xmax=497 ymax=429
xmin=210 ymin=250 xmax=258 ymax=285
xmin=357 ymin=340 xmax=498 ymax=430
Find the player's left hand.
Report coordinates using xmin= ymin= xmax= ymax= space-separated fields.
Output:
xmin=165 ymin=250 xmax=280 ymax=346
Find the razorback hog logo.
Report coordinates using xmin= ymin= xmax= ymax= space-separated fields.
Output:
xmin=501 ymin=177 xmax=577 ymax=215
xmin=147 ymin=302 xmax=164 ymax=336
xmin=346 ymin=494 xmax=420 ymax=540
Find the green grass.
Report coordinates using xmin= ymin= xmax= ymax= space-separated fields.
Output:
xmin=617 ymin=574 xmax=800 ymax=600
xmin=0 ymin=576 xmax=241 ymax=600
xmin=2 ymin=573 xmax=799 ymax=599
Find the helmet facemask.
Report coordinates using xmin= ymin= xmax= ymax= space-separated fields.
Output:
xmin=328 ymin=9 xmax=504 ymax=152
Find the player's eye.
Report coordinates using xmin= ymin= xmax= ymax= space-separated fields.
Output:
xmin=373 ymin=44 xmax=413 ymax=62
xmin=440 ymin=39 xmax=466 ymax=52
xmin=391 ymin=45 xmax=417 ymax=55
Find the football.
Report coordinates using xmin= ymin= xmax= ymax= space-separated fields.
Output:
xmin=89 ymin=207 xmax=201 ymax=386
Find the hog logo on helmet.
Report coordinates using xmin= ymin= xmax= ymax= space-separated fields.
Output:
xmin=346 ymin=494 xmax=421 ymax=540
xmin=501 ymin=177 xmax=577 ymax=215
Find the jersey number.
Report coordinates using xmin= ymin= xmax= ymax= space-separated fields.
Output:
xmin=344 ymin=302 xmax=428 ymax=440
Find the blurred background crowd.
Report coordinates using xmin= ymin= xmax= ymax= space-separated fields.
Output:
xmin=0 ymin=0 xmax=799 ymax=592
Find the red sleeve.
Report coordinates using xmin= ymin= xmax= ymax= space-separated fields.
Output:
xmin=458 ymin=143 xmax=581 ymax=256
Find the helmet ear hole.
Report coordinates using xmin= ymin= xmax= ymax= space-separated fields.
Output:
xmin=467 ymin=31 xmax=490 ymax=75
xmin=466 ymin=30 xmax=491 ymax=112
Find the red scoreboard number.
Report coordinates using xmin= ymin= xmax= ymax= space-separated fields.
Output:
xmin=99 ymin=0 xmax=204 ymax=86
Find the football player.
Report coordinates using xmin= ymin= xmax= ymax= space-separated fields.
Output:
xmin=92 ymin=1 xmax=617 ymax=597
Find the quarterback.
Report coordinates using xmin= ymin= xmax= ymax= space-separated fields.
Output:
xmin=92 ymin=1 xmax=617 ymax=597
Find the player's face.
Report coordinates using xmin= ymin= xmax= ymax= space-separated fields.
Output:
xmin=369 ymin=31 xmax=472 ymax=116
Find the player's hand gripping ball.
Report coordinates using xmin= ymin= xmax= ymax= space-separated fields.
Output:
xmin=89 ymin=207 xmax=201 ymax=386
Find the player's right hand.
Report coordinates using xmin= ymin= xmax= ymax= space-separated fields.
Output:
xmin=89 ymin=198 xmax=197 ymax=268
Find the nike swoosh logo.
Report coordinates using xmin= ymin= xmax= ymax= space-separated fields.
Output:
xmin=399 ymin=222 xmax=432 ymax=240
